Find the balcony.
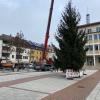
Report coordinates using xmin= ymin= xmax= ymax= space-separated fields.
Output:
xmin=94 ymin=51 xmax=100 ymax=55
xmin=86 ymin=51 xmax=94 ymax=55
xmin=2 ymin=46 xmax=10 ymax=53
xmin=2 ymin=54 xmax=10 ymax=60
xmin=16 ymin=55 xmax=22 ymax=59
xmin=86 ymin=50 xmax=100 ymax=56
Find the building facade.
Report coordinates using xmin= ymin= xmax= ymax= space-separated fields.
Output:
xmin=0 ymin=34 xmax=55 ymax=64
xmin=0 ymin=40 xmax=30 ymax=63
xmin=79 ymin=22 xmax=100 ymax=69
xmin=47 ymin=45 xmax=55 ymax=60
xmin=30 ymin=49 xmax=43 ymax=63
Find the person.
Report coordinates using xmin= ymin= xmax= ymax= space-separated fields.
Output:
xmin=0 ymin=59 xmax=3 ymax=69
xmin=12 ymin=63 xmax=15 ymax=72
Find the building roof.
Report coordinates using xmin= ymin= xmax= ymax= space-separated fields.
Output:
xmin=0 ymin=34 xmax=46 ymax=50
xmin=0 ymin=34 xmax=12 ymax=40
xmin=78 ymin=21 xmax=100 ymax=28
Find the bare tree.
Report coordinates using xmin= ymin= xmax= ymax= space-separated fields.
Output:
xmin=14 ymin=31 xmax=24 ymax=71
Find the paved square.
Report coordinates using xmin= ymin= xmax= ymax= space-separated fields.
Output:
xmin=0 ymin=87 xmax=47 ymax=100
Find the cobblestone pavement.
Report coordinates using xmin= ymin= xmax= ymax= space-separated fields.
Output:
xmin=42 ymin=70 xmax=100 ymax=100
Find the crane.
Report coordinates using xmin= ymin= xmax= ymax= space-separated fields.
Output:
xmin=42 ymin=0 xmax=54 ymax=62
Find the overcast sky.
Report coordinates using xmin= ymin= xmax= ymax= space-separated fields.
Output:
xmin=0 ymin=0 xmax=99 ymax=45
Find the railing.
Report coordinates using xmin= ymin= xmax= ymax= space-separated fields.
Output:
xmin=87 ymin=50 xmax=100 ymax=55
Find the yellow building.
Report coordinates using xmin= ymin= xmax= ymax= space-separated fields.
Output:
xmin=30 ymin=48 xmax=50 ymax=63
xmin=30 ymin=48 xmax=43 ymax=63
xmin=29 ymin=41 xmax=52 ymax=63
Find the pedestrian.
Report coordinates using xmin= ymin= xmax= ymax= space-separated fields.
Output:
xmin=0 ymin=59 xmax=3 ymax=69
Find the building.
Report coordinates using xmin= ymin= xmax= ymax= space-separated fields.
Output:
xmin=79 ymin=22 xmax=100 ymax=69
xmin=0 ymin=39 xmax=30 ymax=64
xmin=0 ymin=34 xmax=54 ymax=64
xmin=30 ymin=48 xmax=43 ymax=63
xmin=28 ymin=41 xmax=54 ymax=63
xmin=28 ymin=41 xmax=43 ymax=63
xmin=47 ymin=45 xmax=55 ymax=60
xmin=29 ymin=42 xmax=50 ymax=63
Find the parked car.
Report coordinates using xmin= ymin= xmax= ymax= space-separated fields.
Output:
xmin=41 ymin=64 xmax=54 ymax=71
xmin=14 ymin=63 xmax=25 ymax=70
xmin=1 ymin=62 xmax=14 ymax=71
xmin=28 ymin=63 xmax=34 ymax=69
xmin=34 ymin=65 xmax=41 ymax=71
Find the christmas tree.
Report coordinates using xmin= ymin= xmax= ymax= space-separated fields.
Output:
xmin=53 ymin=1 xmax=87 ymax=72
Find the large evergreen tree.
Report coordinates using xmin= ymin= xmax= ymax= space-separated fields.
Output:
xmin=53 ymin=1 xmax=87 ymax=71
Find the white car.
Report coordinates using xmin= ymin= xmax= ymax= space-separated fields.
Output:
xmin=28 ymin=63 xmax=34 ymax=69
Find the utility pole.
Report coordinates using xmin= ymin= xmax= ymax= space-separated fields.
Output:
xmin=42 ymin=0 xmax=54 ymax=61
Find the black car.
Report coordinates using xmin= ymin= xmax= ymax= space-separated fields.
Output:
xmin=41 ymin=64 xmax=54 ymax=71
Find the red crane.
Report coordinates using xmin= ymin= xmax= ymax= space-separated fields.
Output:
xmin=42 ymin=0 xmax=54 ymax=61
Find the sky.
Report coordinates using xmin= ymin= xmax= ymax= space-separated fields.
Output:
xmin=0 ymin=0 xmax=100 ymax=45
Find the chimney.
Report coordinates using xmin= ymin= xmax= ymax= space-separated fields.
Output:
xmin=86 ymin=14 xmax=90 ymax=24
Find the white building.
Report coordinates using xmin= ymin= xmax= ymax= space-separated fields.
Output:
xmin=47 ymin=45 xmax=55 ymax=60
xmin=0 ymin=40 xmax=30 ymax=63
xmin=79 ymin=22 xmax=100 ymax=69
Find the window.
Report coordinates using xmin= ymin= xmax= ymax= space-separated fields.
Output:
xmin=2 ymin=53 xmax=9 ymax=57
xmin=16 ymin=55 xmax=22 ymax=59
xmin=99 ymin=44 xmax=100 ymax=50
xmin=32 ymin=51 xmax=34 ymax=54
xmin=80 ymin=29 xmax=83 ymax=33
xmin=12 ymin=55 xmax=14 ymax=58
xmin=40 ymin=52 xmax=42 ymax=55
xmin=87 ymin=29 xmax=92 ymax=34
xmin=96 ymin=27 xmax=100 ymax=32
xmin=98 ymin=57 xmax=100 ymax=63
xmin=88 ymin=35 xmax=92 ymax=40
xmin=85 ymin=46 xmax=89 ymax=49
xmin=94 ymin=34 xmax=98 ymax=40
xmin=87 ymin=57 xmax=94 ymax=66
xmin=36 ymin=56 xmax=38 ymax=59
xmin=89 ymin=45 xmax=93 ymax=51
xmin=23 ymin=56 xmax=28 ymax=59
xmin=24 ymin=50 xmax=26 ymax=53
xmin=94 ymin=45 xmax=98 ymax=50
xmin=99 ymin=34 xmax=100 ymax=39
xmin=2 ymin=46 xmax=10 ymax=51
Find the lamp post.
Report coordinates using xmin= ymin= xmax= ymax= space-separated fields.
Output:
xmin=42 ymin=0 xmax=54 ymax=61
